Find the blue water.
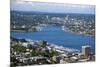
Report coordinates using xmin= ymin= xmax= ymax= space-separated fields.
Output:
xmin=11 ymin=26 xmax=95 ymax=52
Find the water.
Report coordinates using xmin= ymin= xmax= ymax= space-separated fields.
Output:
xmin=11 ymin=26 xmax=95 ymax=52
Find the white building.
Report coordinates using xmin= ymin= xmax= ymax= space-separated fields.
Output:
xmin=22 ymin=42 xmax=28 ymax=47
xmin=81 ymin=45 xmax=91 ymax=58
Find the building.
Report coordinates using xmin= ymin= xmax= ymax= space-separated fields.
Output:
xmin=70 ymin=56 xmax=78 ymax=63
xmin=29 ymin=56 xmax=48 ymax=64
xmin=81 ymin=45 xmax=91 ymax=58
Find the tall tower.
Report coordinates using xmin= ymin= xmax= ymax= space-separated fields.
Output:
xmin=81 ymin=45 xmax=91 ymax=58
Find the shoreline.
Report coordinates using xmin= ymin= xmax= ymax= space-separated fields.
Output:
xmin=61 ymin=26 xmax=95 ymax=37
xmin=62 ymin=29 xmax=95 ymax=37
xmin=11 ymin=37 xmax=80 ymax=53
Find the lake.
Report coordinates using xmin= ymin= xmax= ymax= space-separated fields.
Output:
xmin=11 ymin=25 xmax=95 ymax=52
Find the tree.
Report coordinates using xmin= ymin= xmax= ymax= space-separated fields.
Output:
xmin=11 ymin=44 xmax=26 ymax=53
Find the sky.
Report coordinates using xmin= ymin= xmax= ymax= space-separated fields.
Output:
xmin=10 ymin=0 xmax=95 ymax=14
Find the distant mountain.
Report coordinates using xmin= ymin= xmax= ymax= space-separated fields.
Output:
xmin=10 ymin=10 xmax=95 ymax=16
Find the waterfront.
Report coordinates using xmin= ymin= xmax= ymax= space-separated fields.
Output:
xmin=11 ymin=25 xmax=95 ymax=53
xmin=10 ymin=1 xmax=95 ymax=66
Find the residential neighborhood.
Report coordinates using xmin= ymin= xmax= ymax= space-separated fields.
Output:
xmin=10 ymin=37 xmax=95 ymax=66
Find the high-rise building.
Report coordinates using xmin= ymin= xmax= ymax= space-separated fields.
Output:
xmin=81 ymin=45 xmax=91 ymax=58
